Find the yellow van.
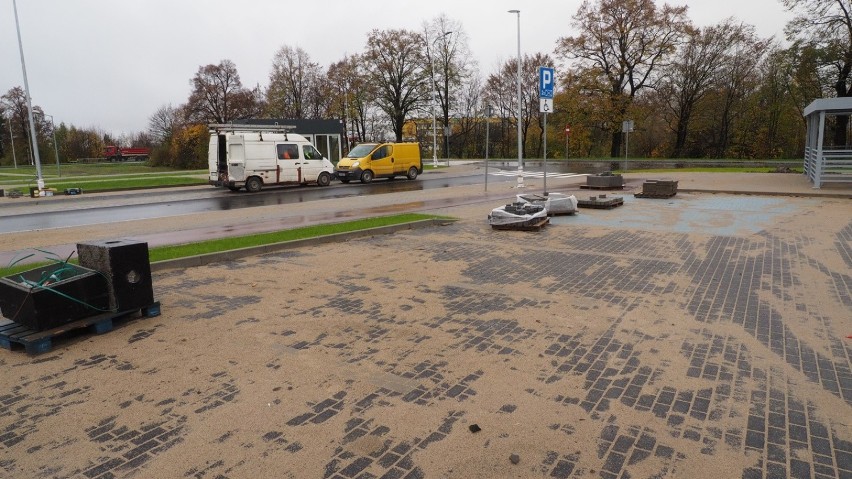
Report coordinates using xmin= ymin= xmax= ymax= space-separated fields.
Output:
xmin=335 ymin=143 xmax=422 ymax=183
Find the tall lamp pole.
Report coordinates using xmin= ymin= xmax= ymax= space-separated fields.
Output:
xmin=12 ymin=0 xmax=44 ymax=191
xmin=431 ymin=89 xmax=438 ymax=167
xmin=44 ymin=113 xmax=60 ymax=177
xmin=428 ymin=30 xmax=452 ymax=168
xmin=7 ymin=115 xmax=17 ymax=169
xmin=485 ymin=104 xmax=491 ymax=192
xmin=509 ymin=9 xmax=524 ymax=189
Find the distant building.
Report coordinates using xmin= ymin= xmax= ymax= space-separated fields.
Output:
xmin=238 ymin=119 xmax=345 ymax=162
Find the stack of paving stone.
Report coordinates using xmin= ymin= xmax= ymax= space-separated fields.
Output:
xmin=577 ymin=194 xmax=624 ymax=209
xmin=582 ymin=172 xmax=624 ymax=189
xmin=635 ymin=179 xmax=678 ymax=198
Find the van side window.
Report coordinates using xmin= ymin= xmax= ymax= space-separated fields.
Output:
xmin=303 ymin=145 xmax=323 ymax=160
xmin=277 ymin=144 xmax=299 ymax=160
xmin=372 ymin=146 xmax=387 ymax=160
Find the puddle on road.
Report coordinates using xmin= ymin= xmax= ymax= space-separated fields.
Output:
xmin=550 ymin=195 xmax=815 ymax=236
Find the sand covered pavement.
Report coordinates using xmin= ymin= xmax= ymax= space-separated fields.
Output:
xmin=1 ymin=190 xmax=851 ymax=479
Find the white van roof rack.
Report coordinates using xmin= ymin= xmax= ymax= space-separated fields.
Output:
xmin=208 ymin=123 xmax=297 ymax=133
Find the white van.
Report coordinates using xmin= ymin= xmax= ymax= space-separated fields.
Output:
xmin=208 ymin=124 xmax=335 ymax=192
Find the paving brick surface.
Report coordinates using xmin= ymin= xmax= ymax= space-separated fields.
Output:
xmin=0 ymin=192 xmax=849 ymax=478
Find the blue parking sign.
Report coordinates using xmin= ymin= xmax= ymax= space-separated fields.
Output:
xmin=539 ymin=67 xmax=554 ymax=99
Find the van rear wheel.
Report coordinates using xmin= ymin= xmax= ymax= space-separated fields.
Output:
xmin=360 ymin=170 xmax=374 ymax=184
xmin=406 ymin=167 xmax=419 ymax=180
xmin=317 ymin=172 xmax=331 ymax=187
xmin=245 ymin=176 xmax=263 ymax=193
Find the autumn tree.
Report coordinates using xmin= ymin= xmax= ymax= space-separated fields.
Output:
xmin=185 ymin=60 xmax=260 ymax=124
xmin=364 ymin=29 xmax=427 ymax=141
xmin=659 ymin=20 xmax=754 ymax=157
xmin=783 ymin=0 xmax=852 ymax=144
xmin=556 ymin=0 xmax=688 ymax=157
xmin=266 ymin=46 xmax=325 ymax=119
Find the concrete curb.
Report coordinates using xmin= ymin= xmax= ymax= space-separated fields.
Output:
xmin=151 ymin=218 xmax=455 ymax=272
xmin=677 ymin=188 xmax=852 ymax=199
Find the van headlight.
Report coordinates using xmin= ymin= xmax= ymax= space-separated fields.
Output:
xmin=351 ymin=161 xmax=360 ymax=168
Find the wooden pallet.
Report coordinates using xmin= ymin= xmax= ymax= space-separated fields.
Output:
xmin=491 ymin=217 xmax=550 ymax=231
xmin=0 ymin=302 xmax=161 ymax=355
xmin=634 ymin=192 xmax=677 ymax=199
xmin=579 ymin=184 xmax=625 ymax=190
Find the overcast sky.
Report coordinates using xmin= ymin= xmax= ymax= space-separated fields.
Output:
xmin=1 ymin=0 xmax=794 ymax=137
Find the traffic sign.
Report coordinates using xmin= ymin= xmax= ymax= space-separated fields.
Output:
xmin=539 ymin=66 xmax=554 ymax=99
xmin=540 ymin=98 xmax=553 ymax=113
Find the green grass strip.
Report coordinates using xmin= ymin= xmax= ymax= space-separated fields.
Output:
xmin=148 ymin=213 xmax=442 ymax=262
xmin=616 ymin=167 xmax=803 ymax=174
xmin=2 ymin=176 xmax=207 ymax=193
xmin=0 ymin=214 xmax=447 ymax=278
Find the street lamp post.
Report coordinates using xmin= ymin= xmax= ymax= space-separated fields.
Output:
xmin=485 ymin=104 xmax=491 ymax=192
xmin=12 ymin=0 xmax=44 ymax=191
xmin=509 ymin=9 xmax=524 ymax=189
xmin=7 ymin=116 xmax=17 ymax=168
xmin=428 ymin=30 xmax=452 ymax=168
xmin=431 ymin=89 xmax=438 ymax=167
xmin=44 ymin=113 xmax=60 ymax=177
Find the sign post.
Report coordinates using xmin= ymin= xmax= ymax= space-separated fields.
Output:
xmin=565 ymin=124 xmax=570 ymax=159
xmin=539 ymin=66 xmax=554 ymax=195
xmin=485 ymin=105 xmax=491 ymax=192
xmin=622 ymin=120 xmax=634 ymax=171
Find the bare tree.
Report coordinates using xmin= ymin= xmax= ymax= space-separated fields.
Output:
xmin=660 ymin=20 xmax=748 ymax=157
xmin=712 ymin=26 xmax=770 ymax=157
xmin=266 ymin=46 xmax=324 ymax=119
xmin=556 ymin=0 xmax=688 ymax=157
xmin=424 ymin=15 xmax=476 ymax=158
xmin=363 ymin=29 xmax=427 ymax=142
xmin=1 ymin=86 xmax=47 ymax=165
xmin=186 ymin=60 xmax=260 ymax=124
xmin=484 ymin=53 xmax=553 ymax=158
xmin=483 ymin=60 xmax=517 ymax=158
xmin=147 ymin=104 xmax=181 ymax=143
xmin=328 ymin=54 xmax=378 ymax=147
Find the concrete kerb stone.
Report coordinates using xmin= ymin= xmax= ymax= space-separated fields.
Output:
xmin=677 ymin=187 xmax=852 ymax=199
xmin=150 ymin=218 xmax=456 ymax=272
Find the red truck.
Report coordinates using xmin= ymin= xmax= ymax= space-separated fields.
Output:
xmin=102 ymin=146 xmax=151 ymax=162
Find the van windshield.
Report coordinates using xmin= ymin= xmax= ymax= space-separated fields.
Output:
xmin=347 ymin=144 xmax=378 ymax=158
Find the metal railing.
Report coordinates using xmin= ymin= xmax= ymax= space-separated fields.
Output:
xmin=804 ymin=147 xmax=852 ymax=187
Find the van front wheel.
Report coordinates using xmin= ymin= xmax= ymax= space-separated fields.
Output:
xmin=317 ymin=172 xmax=331 ymax=187
xmin=245 ymin=176 xmax=263 ymax=193
xmin=360 ymin=170 xmax=374 ymax=184
xmin=406 ymin=167 xmax=419 ymax=180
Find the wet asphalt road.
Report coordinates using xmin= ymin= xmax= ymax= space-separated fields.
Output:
xmin=0 ymin=171 xmax=518 ymax=234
